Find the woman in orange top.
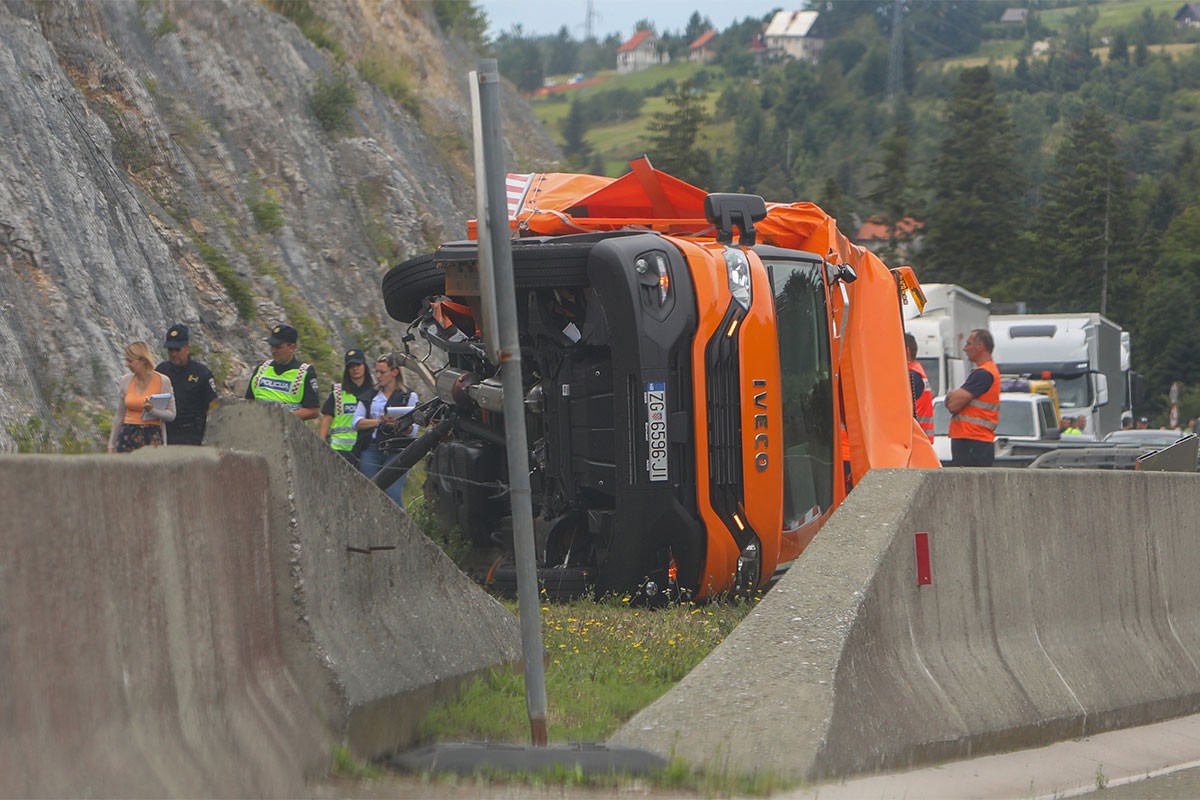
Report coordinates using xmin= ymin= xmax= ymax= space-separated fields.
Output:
xmin=108 ymin=341 xmax=177 ymax=453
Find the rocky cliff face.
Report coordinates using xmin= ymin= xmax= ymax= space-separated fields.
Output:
xmin=0 ymin=0 xmax=559 ymax=451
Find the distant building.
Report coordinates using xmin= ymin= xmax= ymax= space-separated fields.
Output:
xmin=763 ymin=10 xmax=823 ymax=63
xmin=853 ymin=216 xmax=924 ymax=257
xmin=749 ymin=31 xmax=770 ymax=68
xmin=1176 ymin=3 xmax=1200 ymax=26
xmin=688 ymin=30 xmax=717 ymax=65
xmin=999 ymin=8 xmax=1028 ymax=24
xmin=617 ymin=29 xmax=668 ymax=74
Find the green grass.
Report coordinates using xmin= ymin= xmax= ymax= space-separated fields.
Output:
xmin=1038 ymin=0 xmax=1182 ymax=31
xmin=416 ymin=595 xmax=756 ymax=744
xmin=533 ymin=67 xmax=734 ymax=176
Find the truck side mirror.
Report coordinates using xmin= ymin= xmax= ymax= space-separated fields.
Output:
xmin=1095 ymin=373 xmax=1109 ymax=407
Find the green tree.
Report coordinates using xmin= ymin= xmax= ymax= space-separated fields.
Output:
xmin=560 ymin=97 xmax=592 ymax=167
xmin=1031 ymin=105 xmax=1135 ymax=319
xmin=684 ymin=11 xmax=713 ymax=44
xmin=547 ymin=27 xmax=577 ymax=76
xmin=921 ymin=67 xmax=1024 ymax=292
xmin=641 ymin=79 xmax=711 ymax=187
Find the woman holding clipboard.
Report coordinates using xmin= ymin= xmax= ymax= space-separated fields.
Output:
xmin=353 ymin=351 xmax=418 ymax=504
xmin=108 ymin=341 xmax=177 ymax=452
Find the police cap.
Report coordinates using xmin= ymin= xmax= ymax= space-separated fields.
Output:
xmin=164 ymin=323 xmax=189 ymax=349
xmin=344 ymin=348 xmax=366 ymax=365
xmin=266 ymin=324 xmax=298 ymax=345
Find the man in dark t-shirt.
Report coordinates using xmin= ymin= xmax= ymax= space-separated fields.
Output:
xmin=156 ymin=323 xmax=219 ymax=445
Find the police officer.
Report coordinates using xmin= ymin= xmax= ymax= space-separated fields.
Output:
xmin=945 ymin=328 xmax=1000 ymax=467
xmin=155 ymin=323 xmax=219 ymax=445
xmin=244 ymin=323 xmax=320 ymax=420
xmin=319 ymin=348 xmax=373 ymax=464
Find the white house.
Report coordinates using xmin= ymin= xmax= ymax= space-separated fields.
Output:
xmin=764 ymin=10 xmax=823 ymax=63
xmin=617 ymin=29 xmax=668 ymax=74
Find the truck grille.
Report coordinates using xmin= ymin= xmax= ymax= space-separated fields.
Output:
xmin=704 ymin=303 xmax=753 ymax=550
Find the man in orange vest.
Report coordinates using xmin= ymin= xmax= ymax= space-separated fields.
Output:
xmin=944 ymin=328 xmax=1000 ymax=467
xmin=906 ymin=333 xmax=934 ymax=443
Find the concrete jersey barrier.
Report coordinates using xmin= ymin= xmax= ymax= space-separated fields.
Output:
xmin=612 ymin=467 xmax=1200 ymax=780
xmin=0 ymin=448 xmax=327 ymax=797
xmin=1 ymin=402 xmax=523 ymax=796
xmin=203 ymin=401 xmax=523 ymax=756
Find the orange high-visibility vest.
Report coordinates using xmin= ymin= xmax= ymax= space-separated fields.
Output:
xmin=909 ymin=360 xmax=934 ymax=442
xmin=949 ymin=360 xmax=1000 ymax=443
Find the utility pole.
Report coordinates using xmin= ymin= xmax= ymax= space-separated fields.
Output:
xmin=470 ymin=59 xmax=549 ymax=747
xmin=584 ymin=0 xmax=598 ymax=41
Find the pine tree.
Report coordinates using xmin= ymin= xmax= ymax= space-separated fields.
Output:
xmin=1032 ymin=104 xmax=1134 ymax=319
xmin=922 ymin=67 xmax=1024 ymax=292
xmin=560 ymin=97 xmax=592 ymax=167
xmin=641 ymin=80 xmax=711 ymax=187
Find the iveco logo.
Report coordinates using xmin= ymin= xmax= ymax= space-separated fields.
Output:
xmin=753 ymin=379 xmax=768 ymax=472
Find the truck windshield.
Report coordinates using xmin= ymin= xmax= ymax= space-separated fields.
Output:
xmin=769 ymin=259 xmax=834 ymax=529
xmin=1054 ymin=374 xmax=1091 ymax=408
xmin=996 ymin=400 xmax=1036 ymax=437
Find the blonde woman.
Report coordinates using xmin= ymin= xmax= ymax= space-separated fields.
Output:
xmin=108 ymin=341 xmax=177 ymax=453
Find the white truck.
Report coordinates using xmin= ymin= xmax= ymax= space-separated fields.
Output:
xmin=902 ymin=283 xmax=991 ymax=396
xmin=990 ymin=313 xmax=1125 ymax=439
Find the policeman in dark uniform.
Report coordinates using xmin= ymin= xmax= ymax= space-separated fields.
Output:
xmin=244 ymin=323 xmax=321 ymax=420
xmin=155 ymin=324 xmax=219 ymax=445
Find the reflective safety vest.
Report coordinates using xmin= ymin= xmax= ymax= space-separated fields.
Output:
xmin=329 ymin=382 xmax=364 ymax=451
xmin=910 ymin=360 xmax=934 ymax=442
xmin=949 ymin=359 xmax=1001 ymax=442
xmin=250 ymin=359 xmax=311 ymax=410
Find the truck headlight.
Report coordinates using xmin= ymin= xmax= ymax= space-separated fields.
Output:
xmin=735 ymin=539 xmax=761 ymax=595
xmin=635 ymin=251 xmax=671 ymax=306
xmin=724 ymin=247 xmax=752 ymax=310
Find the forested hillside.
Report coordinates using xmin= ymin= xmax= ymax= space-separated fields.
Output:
xmin=493 ymin=0 xmax=1200 ymax=421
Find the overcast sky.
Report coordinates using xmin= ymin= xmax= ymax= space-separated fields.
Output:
xmin=479 ymin=0 xmax=777 ymax=40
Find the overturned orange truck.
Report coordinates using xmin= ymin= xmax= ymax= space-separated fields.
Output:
xmin=382 ymin=158 xmax=938 ymax=600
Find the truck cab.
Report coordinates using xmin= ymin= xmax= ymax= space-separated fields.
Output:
xmin=990 ymin=314 xmax=1123 ymax=439
xmin=902 ymin=284 xmax=991 ymax=396
xmin=380 ymin=163 xmax=938 ymax=599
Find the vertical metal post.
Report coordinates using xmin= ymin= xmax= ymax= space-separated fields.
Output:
xmin=470 ymin=59 xmax=548 ymax=747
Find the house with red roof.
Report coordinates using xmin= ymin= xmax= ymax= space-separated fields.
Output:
xmin=688 ymin=30 xmax=717 ymax=64
xmin=853 ymin=216 xmax=924 ymax=257
xmin=618 ymin=29 xmax=668 ymax=74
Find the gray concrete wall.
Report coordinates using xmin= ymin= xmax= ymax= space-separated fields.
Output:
xmin=0 ymin=448 xmax=327 ymax=797
xmin=204 ymin=401 xmax=523 ymax=756
xmin=612 ymin=468 xmax=1200 ymax=781
xmin=0 ymin=402 xmax=522 ymax=797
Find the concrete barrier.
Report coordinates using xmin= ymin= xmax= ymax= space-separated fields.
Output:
xmin=203 ymin=401 xmax=523 ymax=757
xmin=612 ymin=468 xmax=1200 ymax=781
xmin=0 ymin=402 xmax=522 ymax=796
xmin=0 ymin=448 xmax=327 ymax=797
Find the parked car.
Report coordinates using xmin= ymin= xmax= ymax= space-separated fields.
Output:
xmin=932 ymin=392 xmax=1061 ymax=464
xmin=1101 ymin=429 xmax=1187 ymax=447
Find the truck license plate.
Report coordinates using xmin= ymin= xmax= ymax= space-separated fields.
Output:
xmin=645 ymin=382 xmax=668 ymax=482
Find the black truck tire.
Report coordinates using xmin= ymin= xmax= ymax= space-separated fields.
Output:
xmin=489 ymin=564 xmax=591 ymax=602
xmin=382 ymin=240 xmax=599 ymax=322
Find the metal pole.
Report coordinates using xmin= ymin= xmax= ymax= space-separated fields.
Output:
xmin=471 ymin=59 xmax=548 ymax=747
